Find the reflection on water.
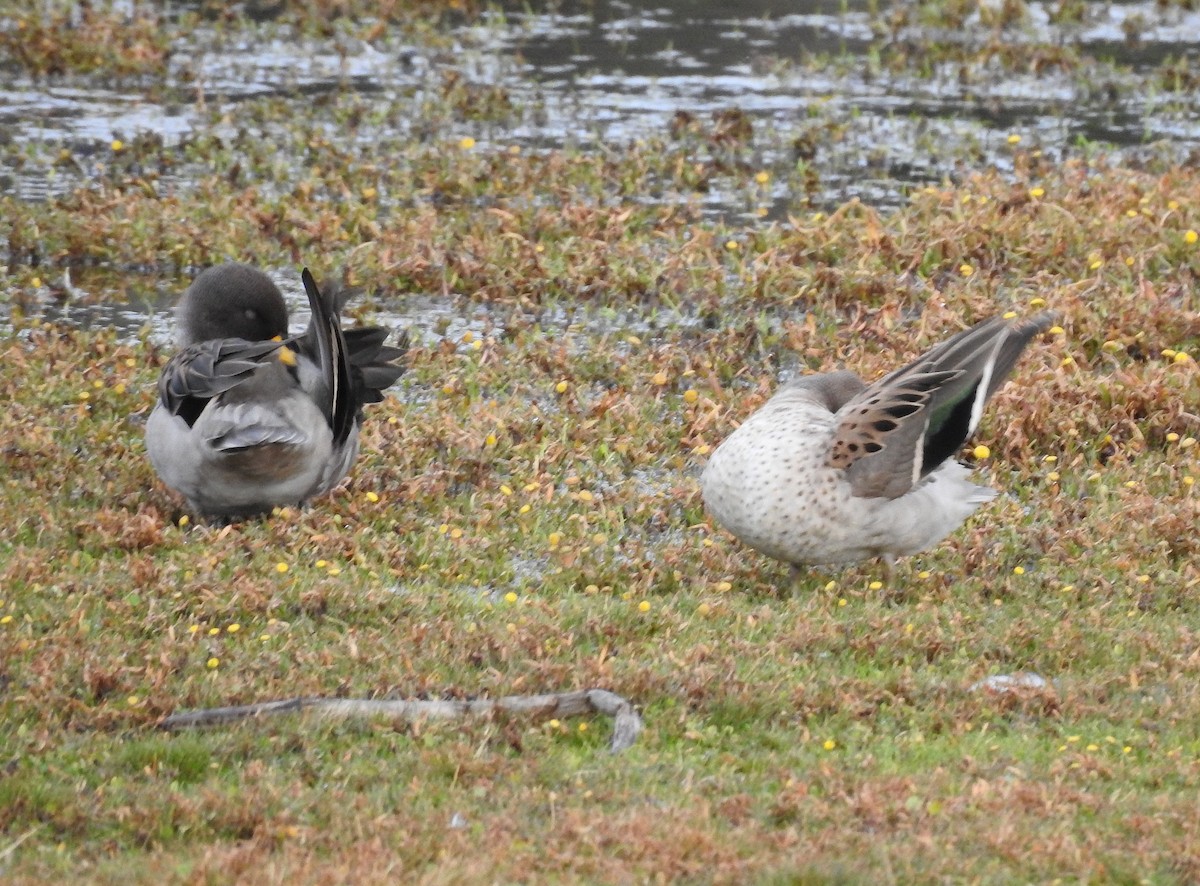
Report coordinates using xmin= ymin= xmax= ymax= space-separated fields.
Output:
xmin=4 ymin=0 xmax=1200 ymax=208
xmin=2 ymin=0 xmax=1199 ymax=331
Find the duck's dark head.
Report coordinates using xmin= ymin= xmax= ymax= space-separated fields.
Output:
xmin=176 ymin=262 xmax=289 ymax=346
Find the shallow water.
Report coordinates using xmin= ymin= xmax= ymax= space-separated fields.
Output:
xmin=6 ymin=0 xmax=1200 ymax=208
xmin=3 ymin=0 xmax=1200 ymax=333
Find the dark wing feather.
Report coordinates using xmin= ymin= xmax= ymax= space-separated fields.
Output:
xmin=158 ymin=338 xmax=286 ymax=428
xmin=344 ymin=326 xmax=409 ymax=410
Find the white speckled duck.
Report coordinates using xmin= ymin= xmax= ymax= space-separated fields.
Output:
xmin=702 ymin=313 xmax=1054 ymax=571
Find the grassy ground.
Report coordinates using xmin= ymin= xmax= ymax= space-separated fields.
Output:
xmin=3 ymin=1 xmax=1200 ymax=883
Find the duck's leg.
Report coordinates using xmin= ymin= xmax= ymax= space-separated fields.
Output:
xmin=881 ymin=554 xmax=896 ymax=586
xmin=789 ymin=563 xmax=805 ymax=596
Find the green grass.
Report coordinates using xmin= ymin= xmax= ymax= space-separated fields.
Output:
xmin=2 ymin=1 xmax=1200 ymax=883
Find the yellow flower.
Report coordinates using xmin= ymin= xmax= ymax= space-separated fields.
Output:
xmin=697 ymin=603 xmax=711 ymax=616
xmin=683 ymin=389 xmax=699 ymax=404
xmin=868 ymin=581 xmax=883 ymax=591
xmin=823 ymin=739 xmax=837 ymax=750
xmin=959 ymin=263 xmax=974 ymax=277
xmin=208 ymin=627 xmax=221 ymax=636
xmin=973 ymin=445 xmax=991 ymax=459
xmin=638 ymin=600 xmax=651 ymax=613
xmin=111 ymin=139 xmax=124 ymax=152
xmin=755 ymin=171 xmax=770 ymax=184
xmin=365 ymin=491 xmax=380 ymax=503
xmin=548 ymin=531 xmax=563 ymax=547
xmin=1007 ymin=134 xmax=1021 ymax=144
xmin=1175 ymin=352 xmax=1193 ymax=364
xmin=227 ymin=623 xmax=240 ymax=633
xmin=1029 ymin=297 xmax=1046 ymax=307
xmin=1029 ymin=187 xmax=1045 ymax=199
xmin=838 ymin=598 xmax=848 ymax=607
xmin=1186 ymin=230 xmax=1198 ymax=244
xmin=504 ymin=592 xmax=518 ymax=604
xmin=127 ymin=696 xmax=140 ymax=706
xmin=459 ymin=136 xmax=476 ymax=149
xmin=178 ymin=515 xmax=190 ymax=528
xmin=555 ymin=380 xmax=569 ymax=394
xmin=652 ymin=371 xmax=668 ymax=386
xmin=725 ymin=240 xmax=740 ymax=251
xmin=1013 ymin=566 xmax=1025 ymax=575
xmin=485 ymin=433 xmax=497 ymax=447
xmin=206 ymin=657 xmax=219 ymax=669
xmin=275 ymin=562 xmax=289 ymax=574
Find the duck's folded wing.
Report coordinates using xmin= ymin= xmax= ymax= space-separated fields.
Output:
xmin=829 ymin=313 xmax=1054 ymax=500
xmin=158 ymin=338 xmax=287 ymax=427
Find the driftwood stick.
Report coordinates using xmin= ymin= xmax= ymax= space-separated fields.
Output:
xmin=158 ymin=688 xmax=643 ymax=753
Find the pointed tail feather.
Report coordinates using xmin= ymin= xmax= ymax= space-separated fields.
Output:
xmin=301 ymin=268 xmax=357 ymax=449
